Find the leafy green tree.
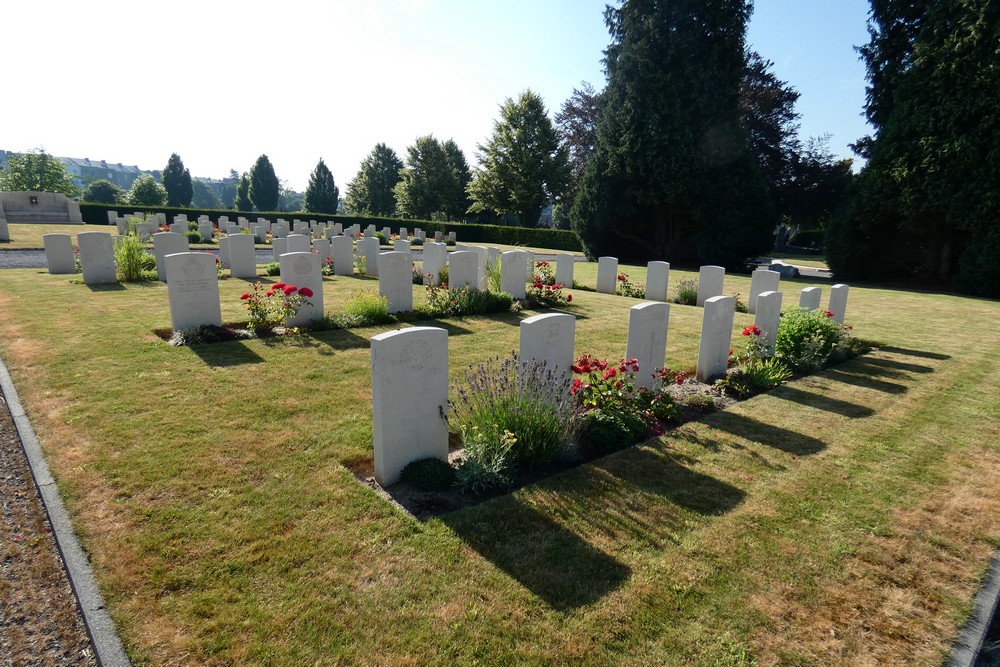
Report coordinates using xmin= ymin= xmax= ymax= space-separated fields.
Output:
xmin=827 ymin=0 xmax=1000 ymax=296
xmin=0 ymin=148 xmax=79 ymax=197
xmin=442 ymin=140 xmax=472 ymax=221
xmin=191 ymin=179 xmax=224 ymax=209
xmin=467 ymin=90 xmax=570 ymax=228
xmin=278 ymin=182 xmax=304 ymax=212
xmin=303 ymin=158 xmax=340 ymax=214
xmin=126 ymin=174 xmax=167 ymax=206
xmin=249 ymin=154 xmax=279 ymax=212
xmin=572 ymin=0 xmax=774 ymax=269
xmin=81 ymin=179 xmax=125 ymax=205
xmin=162 ymin=153 xmax=193 ymax=207
xmin=345 ymin=143 xmax=404 ymax=216
xmin=234 ymin=172 xmax=253 ymax=212
xmin=555 ymin=82 xmax=601 ymax=225
xmin=394 ymin=135 xmax=455 ymax=220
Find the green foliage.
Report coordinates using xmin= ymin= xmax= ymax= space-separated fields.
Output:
xmin=126 ymin=175 xmax=167 ymax=207
xmin=113 ymin=233 xmax=156 ymax=282
xmin=191 ymin=179 xmax=224 ymax=209
xmin=616 ymin=272 xmax=645 ymax=298
xmin=304 ymin=158 xmax=339 ymax=214
xmin=674 ymin=279 xmax=698 ymax=306
xmin=184 ymin=230 xmax=202 ymax=244
xmin=394 ymin=135 xmax=463 ymax=220
xmin=81 ymin=179 xmax=124 ymax=205
xmin=168 ymin=325 xmax=238 ymax=347
xmin=732 ymin=292 xmax=748 ymax=313
xmin=399 ymin=457 xmax=457 ymax=492
xmin=422 ymin=284 xmax=513 ymax=318
xmin=571 ymin=1 xmax=775 ymax=269
xmin=249 ymin=155 xmax=279 ymax=212
xmin=774 ymin=307 xmax=846 ymax=372
xmin=577 ymin=408 xmax=650 ymax=458
xmin=162 ymin=153 xmax=193 ymax=207
xmin=454 ymin=427 xmax=515 ymax=495
xmin=0 ymin=148 xmax=79 ymax=197
xmin=234 ymin=172 xmax=253 ymax=212
xmin=717 ymin=358 xmax=792 ymax=398
xmin=337 ymin=290 xmax=395 ymax=328
xmin=555 ymin=82 xmax=601 ymax=221
xmin=467 ymin=90 xmax=570 ymax=228
xmin=263 ymin=262 xmax=281 ymax=276
xmin=344 ymin=143 xmax=404 ymax=216
xmin=374 ymin=231 xmax=387 ymax=245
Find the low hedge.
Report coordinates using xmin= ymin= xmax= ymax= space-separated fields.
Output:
xmin=79 ymin=204 xmax=583 ymax=252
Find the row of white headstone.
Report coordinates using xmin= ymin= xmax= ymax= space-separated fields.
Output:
xmin=371 ymin=279 xmax=851 ymax=485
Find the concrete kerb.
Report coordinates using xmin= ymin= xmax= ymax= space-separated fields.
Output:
xmin=0 ymin=357 xmax=131 ymax=667
xmin=947 ymin=546 xmax=1000 ymax=666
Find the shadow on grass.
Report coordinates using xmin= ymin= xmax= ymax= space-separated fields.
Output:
xmin=187 ymin=340 xmax=264 ymax=366
xmin=878 ymin=345 xmax=951 ymax=361
xmin=84 ymin=283 xmax=126 ymax=292
xmin=770 ymin=385 xmax=875 ymax=418
xmin=823 ymin=367 xmax=908 ymax=395
xmin=705 ymin=411 xmax=827 ymax=455
xmin=862 ymin=356 xmax=936 ymax=374
xmin=442 ymin=498 xmax=631 ymax=611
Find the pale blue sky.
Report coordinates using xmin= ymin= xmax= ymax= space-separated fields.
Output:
xmin=3 ymin=0 xmax=872 ymax=192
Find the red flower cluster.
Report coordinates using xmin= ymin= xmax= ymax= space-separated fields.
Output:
xmin=240 ymin=292 xmax=251 ymax=300
xmin=742 ymin=325 xmax=762 ymax=337
xmin=823 ymin=310 xmax=834 ymax=318
xmin=298 ymin=287 xmax=314 ymax=298
xmin=571 ymin=354 xmax=608 ymax=375
xmin=617 ymin=273 xmax=628 ymax=282
xmin=283 ymin=285 xmax=298 ymax=296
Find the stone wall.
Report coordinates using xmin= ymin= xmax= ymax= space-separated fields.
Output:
xmin=0 ymin=191 xmax=83 ymax=224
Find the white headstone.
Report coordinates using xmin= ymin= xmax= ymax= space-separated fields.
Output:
xmin=0 ymin=218 xmax=8 ymax=242
xmin=799 ymin=286 xmax=822 ymax=311
xmin=43 ymin=234 xmax=76 ymax=274
xmin=519 ymin=313 xmax=576 ymax=377
xmin=272 ymin=237 xmax=288 ymax=262
xmin=371 ymin=326 xmax=449 ymax=486
xmin=331 ymin=235 xmax=354 ymax=276
xmin=115 ymin=217 xmax=128 ymax=235
xmin=645 ymin=261 xmax=670 ymax=302
xmin=228 ymin=233 xmax=257 ymax=280
xmin=106 ymin=211 xmax=118 ymax=226
xmin=253 ymin=225 xmax=267 ymax=243
xmin=471 ymin=246 xmax=489 ymax=290
xmin=555 ymin=253 xmax=575 ymax=287
xmin=378 ymin=251 xmax=413 ymax=314
xmin=314 ymin=238 xmax=332 ymax=263
xmin=754 ymin=291 xmax=783 ymax=349
xmin=165 ymin=252 xmax=222 ymax=332
xmin=447 ymin=231 xmax=457 ymax=243
xmin=218 ymin=235 xmax=231 ymax=270
xmin=278 ymin=252 xmax=323 ymax=327
xmin=487 ymin=246 xmax=501 ymax=268
xmin=828 ymin=284 xmax=849 ymax=324
xmin=169 ymin=222 xmax=186 ymax=235
xmin=394 ymin=239 xmax=411 ymax=252
xmin=422 ymin=242 xmax=447 ymax=285
xmin=597 ymin=256 xmax=618 ymax=294
xmin=359 ymin=237 xmax=380 ymax=277
xmin=626 ymin=302 xmax=671 ymax=390
xmin=454 ymin=244 xmax=469 ymax=252
xmin=434 ymin=231 xmax=443 ymax=241
xmin=153 ymin=232 xmax=190 ymax=281
xmin=448 ymin=250 xmax=479 ymax=289
xmin=332 ymin=223 xmax=343 ymax=235
xmin=696 ymin=295 xmax=736 ymax=382
xmin=198 ymin=221 xmax=214 ymax=243
xmin=77 ymin=232 xmax=117 ymax=285
xmin=382 ymin=226 xmax=392 ymax=240
xmin=748 ymin=269 xmax=780 ymax=314
xmin=697 ymin=265 xmax=726 ymax=307
xmin=501 ymin=250 xmax=529 ymax=299
xmin=399 ymin=227 xmax=408 ymax=239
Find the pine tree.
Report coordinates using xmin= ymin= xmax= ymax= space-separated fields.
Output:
xmin=249 ymin=154 xmax=279 ymax=212
xmin=162 ymin=153 xmax=193 ymax=207
xmin=442 ymin=140 xmax=472 ymax=221
xmin=571 ymin=0 xmax=774 ymax=268
xmin=303 ymin=158 xmax=340 ymax=214
xmin=345 ymin=143 xmax=404 ymax=216
xmin=234 ymin=172 xmax=253 ymax=212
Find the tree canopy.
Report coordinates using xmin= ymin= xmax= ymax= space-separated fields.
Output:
xmin=249 ymin=155 xmax=279 ymax=212
xmin=81 ymin=179 xmax=125 ymax=205
xmin=571 ymin=0 xmax=774 ymax=269
xmin=0 ymin=149 xmax=79 ymax=197
xmin=555 ymin=82 xmax=601 ymax=213
xmin=467 ymin=90 xmax=569 ymax=228
xmin=162 ymin=153 xmax=193 ymax=207
xmin=191 ymin=179 xmax=224 ymax=209
xmin=394 ymin=135 xmax=459 ymax=220
xmin=234 ymin=172 xmax=253 ymax=212
xmin=345 ymin=143 xmax=404 ymax=217
xmin=303 ymin=158 xmax=340 ymax=214
xmin=126 ymin=175 xmax=167 ymax=207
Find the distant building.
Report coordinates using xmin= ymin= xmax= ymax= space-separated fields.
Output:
xmin=0 ymin=149 xmax=155 ymax=191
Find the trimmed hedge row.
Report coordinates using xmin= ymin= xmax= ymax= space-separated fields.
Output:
xmin=78 ymin=203 xmax=583 ymax=252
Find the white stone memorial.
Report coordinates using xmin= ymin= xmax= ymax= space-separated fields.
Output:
xmin=165 ymin=253 xmax=222 ymax=332
xmin=218 ymin=235 xmax=232 ymax=269
xmin=448 ymin=250 xmax=479 ymax=289
xmin=228 ymin=233 xmax=257 ymax=280
xmin=153 ymin=232 xmax=190 ymax=281
xmin=359 ymin=237 xmax=380 ymax=277
xmin=77 ymin=232 xmax=117 ymax=285
xmin=314 ymin=238 xmax=331 ymax=263
xmin=106 ymin=211 xmax=118 ymax=226
xmin=501 ymin=250 xmax=529 ymax=299
xmin=828 ymin=284 xmax=849 ymax=324
xmin=394 ymin=239 xmax=411 ymax=252
xmin=278 ymin=252 xmax=323 ymax=327
xmin=626 ymin=302 xmax=670 ymax=390
xmin=422 ymin=242 xmax=447 ymax=285
xmin=754 ymin=290 xmax=783 ymax=349
xmin=519 ymin=313 xmax=576 ymax=377
xmin=697 ymin=265 xmax=726 ymax=307
xmin=331 ymin=235 xmax=354 ymax=276
xmin=555 ymin=253 xmax=574 ymax=287
xmin=43 ymin=233 xmax=75 ymax=274
xmin=198 ymin=221 xmax=214 ymax=242
xmin=371 ymin=326 xmax=449 ymax=486
xmin=696 ymin=295 xmax=736 ymax=382
xmin=286 ymin=234 xmax=310 ymax=254
xmin=645 ymin=261 xmax=670 ymax=302
xmin=272 ymin=238 xmax=288 ymax=262
xmin=597 ymin=256 xmax=618 ymax=294
xmin=800 ymin=286 xmax=822 ymax=311
xmin=378 ymin=251 xmax=413 ymax=314
xmin=748 ymin=269 xmax=780 ymax=314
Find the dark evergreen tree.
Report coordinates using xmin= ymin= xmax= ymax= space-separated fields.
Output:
xmin=442 ymin=140 xmax=472 ymax=221
xmin=394 ymin=135 xmax=454 ymax=220
xmin=249 ymin=154 xmax=279 ymax=212
xmin=303 ymin=158 xmax=340 ymax=214
xmin=234 ymin=172 xmax=253 ymax=212
xmin=571 ymin=0 xmax=775 ymax=269
xmin=191 ymin=179 xmax=224 ymax=209
xmin=345 ymin=143 xmax=404 ymax=216
xmin=162 ymin=153 xmax=193 ymax=207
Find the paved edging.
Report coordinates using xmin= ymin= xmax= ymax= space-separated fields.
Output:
xmin=948 ymin=540 xmax=1000 ymax=666
xmin=0 ymin=357 xmax=131 ymax=667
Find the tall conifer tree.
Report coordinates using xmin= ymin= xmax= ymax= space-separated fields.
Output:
xmin=303 ymin=158 xmax=339 ymax=214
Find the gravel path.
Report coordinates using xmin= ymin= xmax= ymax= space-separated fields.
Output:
xmin=0 ymin=393 xmax=97 ymax=666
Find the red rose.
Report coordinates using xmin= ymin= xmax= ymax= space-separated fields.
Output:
xmin=298 ymin=287 xmax=314 ymax=297
xmin=273 ymin=282 xmax=286 ymax=290
xmin=240 ymin=293 xmax=251 ymax=300
xmin=265 ymin=291 xmax=275 ymax=297
xmin=571 ymin=378 xmax=582 ymax=394
xmin=614 ymin=381 xmax=622 ymax=389
xmin=567 ymin=294 xmax=572 ymax=302
xmin=283 ymin=285 xmax=297 ymax=296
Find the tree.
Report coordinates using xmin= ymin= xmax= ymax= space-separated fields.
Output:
xmin=0 ymin=148 xmax=79 ymax=197
xmin=441 ymin=140 xmax=472 ymax=221
xmin=81 ymin=179 xmax=125 ymax=205
xmin=162 ymin=153 xmax=193 ymax=207
xmin=571 ymin=0 xmax=774 ymax=269
xmin=234 ymin=172 xmax=253 ymax=212
xmin=394 ymin=135 xmax=456 ymax=220
xmin=191 ymin=179 xmax=224 ymax=209
xmin=303 ymin=158 xmax=340 ymax=214
xmin=278 ymin=182 xmax=304 ymax=212
xmin=126 ymin=174 xmax=167 ymax=206
xmin=345 ymin=143 xmax=404 ymax=216
xmin=827 ymin=0 xmax=1000 ymax=296
xmin=555 ymin=82 xmax=602 ymax=221
xmin=249 ymin=154 xmax=279 ymax=212
xmin=467 ymin=90 xmax=570 ymax=227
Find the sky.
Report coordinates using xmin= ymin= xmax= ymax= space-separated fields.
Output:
xmin=3 ymin=0 xmax=872 ymax=192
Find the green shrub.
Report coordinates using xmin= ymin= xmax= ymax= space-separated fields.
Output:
xmin=168 ymin=325 xmax=238 ymax=347
xmin=185 ymin=230 xmax=202 ymax=244
xmin=485 ymin=258 xmax=502 ymax=292
xmin=399 ymin=457 xmax=457 ymax=492
xmin=187 ymin=221 xmax=199 ymax=232
xmin=577 ymin=408 xmax=650 ymax=458
xmin=410 ymin=236 xmax=424 ymax=246
xmin=674 ymin=279 xmax=697 ymax=305
xmin=732 ymin=292 xmax=748 ymax=313
xmin=679 ymin=393 xmax=717 ymax=413
xmin=264 ymin=262 xmax=281 ymax=276
xmin=423 ymin=285 xmax=513 ymax=318
xmin=775 ymin=307 xmax=847 ymax=372
xmin=454 ymin=427 xmax=516 ymax=494
xmin=114 ymin=233 xmax=156 ymax=282
xmin=717 ymin=358 xmax=793 ymax=398
xmin=333 ymin=290 xmax=395 ymax=328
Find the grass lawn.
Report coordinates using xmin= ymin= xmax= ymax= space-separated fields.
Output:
xmin=0 ymin=259 xmax=997 ymax=665
xmin=769 ymin=252 xmax=830 ymax=269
